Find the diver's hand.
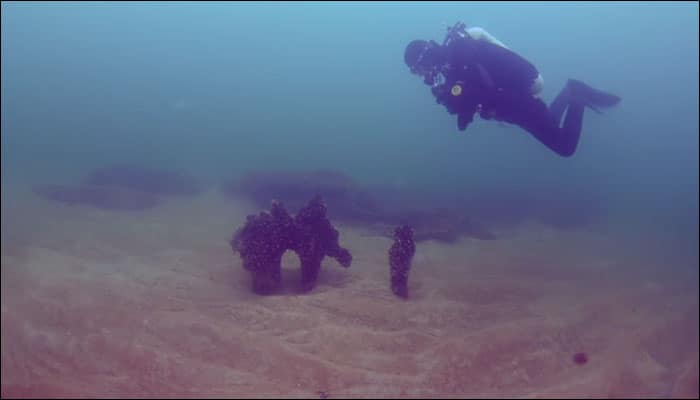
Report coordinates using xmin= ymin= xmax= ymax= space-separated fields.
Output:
xmin=457 ymin=112 xmax=474 ymax=131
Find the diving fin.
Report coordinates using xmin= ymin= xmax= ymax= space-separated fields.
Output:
xmin=567 ymin=79 xmax=621 ymax=110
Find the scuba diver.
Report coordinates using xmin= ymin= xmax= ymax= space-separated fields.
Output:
xmin=404 ymin=22 xmax=621 ymax=157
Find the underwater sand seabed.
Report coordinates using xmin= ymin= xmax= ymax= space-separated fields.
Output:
xmin=1 ymin=182 xmax=698 ymax=399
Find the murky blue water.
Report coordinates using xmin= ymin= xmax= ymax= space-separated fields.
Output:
xmin=1 ymin=2 xmax=698 ymax=397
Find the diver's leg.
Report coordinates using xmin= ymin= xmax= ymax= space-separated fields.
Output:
xmin=560 ymin=102 xmax=585 ymax=150
xmin=520 ymin=79 xmax=611 ymax=157
xmin=515 ymin=79 xmax=620 ymax=157
xmin=540 ymin=102 xmax=587 ymax=157
xmin=510 ymin=96 xmax=583 ymax=157
xmin=548 ymin=85 xmax=571 ymax=125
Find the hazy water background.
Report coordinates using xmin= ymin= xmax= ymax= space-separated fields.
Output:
xmin=1 ymin=2 xmax=699 ymax=398
xmin=2 ymin=1 xmax=698 ymax=272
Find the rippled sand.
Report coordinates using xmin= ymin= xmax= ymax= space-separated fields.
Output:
xmin=2 ymin=186 xmax=698 ymax=398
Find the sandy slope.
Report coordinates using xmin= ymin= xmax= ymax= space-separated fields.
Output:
xmin=1 ymin=186 xmax=698 ymax=399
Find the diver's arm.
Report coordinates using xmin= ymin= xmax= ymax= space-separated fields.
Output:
xmin=433 ymin=83 xmax=477 ymax=131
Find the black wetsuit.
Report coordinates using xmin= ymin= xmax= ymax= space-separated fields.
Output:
xmin=429 ymin=35 xmax=619 ymax=157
